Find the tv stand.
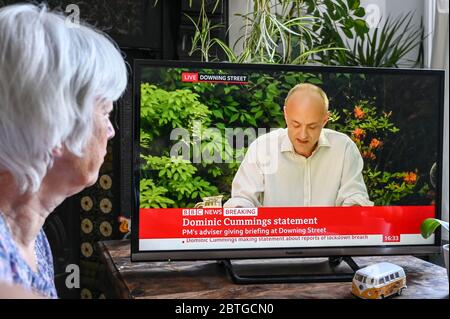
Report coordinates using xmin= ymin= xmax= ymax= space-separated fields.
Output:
xmin=219 ymin=257 xmax=361 ymax=284
xmin=329 ymin=256 xmax=360 ymax=270
xmin=98 ymin=240 xmax=449 ymax=298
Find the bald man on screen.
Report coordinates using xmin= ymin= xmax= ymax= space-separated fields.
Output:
xmin=223 ymin=83 xmax=373 ymax=208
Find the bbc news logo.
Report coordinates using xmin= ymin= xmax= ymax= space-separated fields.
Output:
xmin=182 ymin=209 xmax=204 ymax=216
xmin=181 ymin=72 xmax=248 ymax=84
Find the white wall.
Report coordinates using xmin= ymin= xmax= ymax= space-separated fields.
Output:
xmin=228 ymin=0 xmax=252 ymax=57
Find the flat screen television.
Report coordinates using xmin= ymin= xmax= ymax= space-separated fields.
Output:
xmin=130 ymin=60 xmax=444 ymax=281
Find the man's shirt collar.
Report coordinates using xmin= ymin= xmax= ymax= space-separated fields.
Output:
xmin=281 ymin=128 xmax=331 ymax=154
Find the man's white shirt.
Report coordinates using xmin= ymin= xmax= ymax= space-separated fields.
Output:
xmin=223 ymin=128 xmax=374 ymax=207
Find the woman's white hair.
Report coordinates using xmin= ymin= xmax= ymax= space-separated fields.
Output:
xmin=0 ymin=3 xmax=127 ymax=193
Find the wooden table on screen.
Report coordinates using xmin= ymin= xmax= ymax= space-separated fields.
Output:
xmin=97 ymin=240 xmax=449 ymax=299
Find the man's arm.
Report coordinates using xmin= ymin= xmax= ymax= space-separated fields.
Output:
xmin=223 ymin=142 xmax=264 ymax=208
xmin=335 ymin=141 xmax=374 ymax=206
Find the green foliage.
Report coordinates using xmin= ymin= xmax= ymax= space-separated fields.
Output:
xmin=185 ymin=3 xmax=224 ymax=62
xmin=140 ymin=84 xmax=221 ymax=207
xmin=185 ymin=0 xmax=368 ymax=64
xmin=140 ymin=179 xmax=174 ymax=208
xmin=183 ymin=0 xmax=424 ymax=68
xmin=343 ymin=13 xmax=425 ymax=67
xmin=421 ymin=218 xmax=449 ymax=239
xmin=140 ymin=83 xmax=222 ymax=207
xmin=327 ymin=100 xmax=399 ymax=137
xmin=304 ymin=0 xmax=369 ymax=65
xmin=142 ymin=155 xmax=197 ymax=181
xmin=364 ymin=169 xmax=423 ymax=206
xmin=328 ymin=100 xmax=428 ymax=205
xmin=141 ymin=83 xmax=211 ymax=141
xmin=140 ymin=155 xmax=218 ymax=208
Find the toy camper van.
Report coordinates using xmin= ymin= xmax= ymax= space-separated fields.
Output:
xmin=352 ymin=262 xmax=406 ymax=299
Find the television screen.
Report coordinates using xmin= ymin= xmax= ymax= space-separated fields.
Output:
xmin=131 ymin=60 xmax=444 ymax=262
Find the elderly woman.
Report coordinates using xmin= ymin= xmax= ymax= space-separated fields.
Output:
xmin=0 ymin=4 xmax=127 ymax=298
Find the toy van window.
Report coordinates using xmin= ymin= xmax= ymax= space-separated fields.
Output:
xmin=355 ymin=274 xmax=362 ymax=282
xmin=384 ymin=276 xmax=390 ymax=282
xmin=379 ymin=278 xmax=385 ymax=284
xmin=390 ymin=274 xmax=395 ymax=280
xmin=395 ymin=272 xmax=400 ymax=278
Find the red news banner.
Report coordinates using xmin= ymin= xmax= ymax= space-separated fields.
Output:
xmin=139 ymin=206 xmax=435 ymax=244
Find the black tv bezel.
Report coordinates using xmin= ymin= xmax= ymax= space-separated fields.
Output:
xmin=131 ymin=59 xmax=445 ymax=262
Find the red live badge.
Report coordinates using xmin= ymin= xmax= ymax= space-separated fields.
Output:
xmin=181 ymin=72 xmax=198 ymax=82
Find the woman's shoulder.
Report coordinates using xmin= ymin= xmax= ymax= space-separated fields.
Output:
xmin=0 ymin=213 xmax=12 ymax=253
xmin=36 ymin=228 xmax=54 ymax=276
xmin=0 ymin=214 xmax=14 ymax=284
xmin=0 ymin=213 xmax=57 ymax=298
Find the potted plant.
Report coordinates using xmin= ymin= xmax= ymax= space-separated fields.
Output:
xmin=185 ymin=0 xmax=424 ymax=67
xmin=421 ymin=218 xmax=449 ymax=278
